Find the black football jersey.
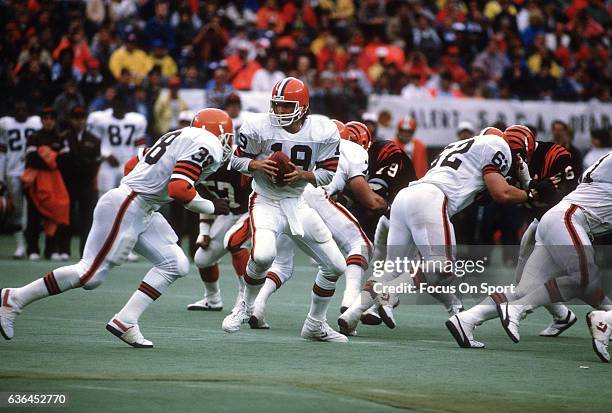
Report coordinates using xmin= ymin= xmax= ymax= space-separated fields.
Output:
xmin=198 ymin=162 xmax=251 ymax=215
xmin=527 ymin=141 xmax=578 ymax=219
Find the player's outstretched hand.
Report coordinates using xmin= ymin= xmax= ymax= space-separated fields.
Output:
xmin=249 ymin=159 xmax=278 ymax=181
xmin=106 ymin=155 xmax=120 ymax=168
xmin=212 ymin=198 xmax=230 ymax=215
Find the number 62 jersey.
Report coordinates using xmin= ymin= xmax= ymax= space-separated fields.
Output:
xmin=122 ymin=127 xmax=224 ymax=208
xmin=411 ymin=134 xmax=512 ymax=216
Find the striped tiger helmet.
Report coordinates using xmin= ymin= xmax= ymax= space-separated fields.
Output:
xmin=504 ymin=124 xmax=536 ymax=161
xmin=332 ymin=119 xmax=350 ymax=140
xmin=345 ymin=121 xmax=373 ymax=150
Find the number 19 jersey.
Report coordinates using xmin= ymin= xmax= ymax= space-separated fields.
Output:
xmin=122 ymin=127 xmax=223 ymax=208
xmin=412 ymin=134 xmax=512 ymax=216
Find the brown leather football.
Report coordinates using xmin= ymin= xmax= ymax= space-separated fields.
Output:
xmin=268 ymin=150 xmax=295 ymax=186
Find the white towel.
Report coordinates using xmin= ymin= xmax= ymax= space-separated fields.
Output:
xmin=279 ymin=197 xmax=304 ymax=237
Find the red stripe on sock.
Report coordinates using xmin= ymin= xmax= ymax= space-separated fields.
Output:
xmin=113 ymin=318 xmax=129 ymax=332
xmin=138 ymin=282 xmax=161 ymax=300
xmin=266 ymin=272 xmax=282 ymax=289
xmin=312 ymin=284 xmax=335 ymax=297
xmin=244 ymin=273 xmax=265 ymax=286
xmin=2 ymin=289 xmax=12 ymax=308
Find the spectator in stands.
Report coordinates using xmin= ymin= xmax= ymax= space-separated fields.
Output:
xmin=182 ymin=64 xmax=205 ymax=89
xmin=358 ymin=0 xmax=386 ymax=39
xmin=154 ymin=76 xmax=187 ymax=134
xmin=310 ymin=70 xmax=344 ymax=120
xmin=15 ymin=55 xmax=52 ymax=112
xmin=473 ymin=37 xmax=510 ymax=83
xmin=206 ymin=66 xmax=235 ymax=109
xmin=456 ymin=120 xmax=475 ymax=140
xmin=52 ymin=28 xmax=92 ymax=76
xmin=294 ymin=55 xmax=317 ymax=91
xmin=192 ymin=14 xmax=229 ymax=65
xmin=148 ymin=39 xmax=178 ymax=80
xmin=392 ymin=116 xmax=428 ymax=179
xmin=226 ymin=41 xmax=261 ymax=91
xmin=532 ymin=60 xmax=558 ymax=100
xmin=79 ymin=58 xmax=105 ymax=105
xmin=89 ymin=85 xmax=116 ymax=112
xmin=401 ymin=70 xmax=432 ymax=100
xmin=429 ymin=70 xmax=462 ymax=98
xmin=52 ymin=48 xmax=82 ymax=84
xmin=386 ymin=1 xmax=414 ymax=50
xmin=108 ymin=32 xmax=150 ymax=83
xmin=53 ymin=79 xmax=85 ymax=130
xmin=583 ymin=128 xmax=611 ymax=169
xmin=257 ymin=0 xmax=286 ymax=34
xmin=501 ymin=56 xmax=534 ymax=100
xmin=145 ymin=0 xmax=175 ymax=52
xmin=412 ymin=12 xmax=442 ymax=67
xmin=361 ymin=112 xmax=380 ymax=141
xmin=90 ymin=25 xmax=117 ymax=65
xmin=251 ymin=55 xmax=285 ymax=92
xmin=551 ymin=119 xmax=584 ymax=178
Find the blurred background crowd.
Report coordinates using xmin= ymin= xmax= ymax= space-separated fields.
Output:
xmin=0 ymin=0 xmax=610 ymax=261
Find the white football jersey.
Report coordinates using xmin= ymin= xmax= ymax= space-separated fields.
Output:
xmin=0 ymin=116 xmax=41 ymax=177
xmin=564 ymin=151 xmax=612 ymax=236
xmin=325 ymin=139 xmax=368 ymax=195
xmin=411 ymin=134 xmax=512 ymax=216
xmin=87 ymin=109 xmax=147 ymax=164
xmin=122 ymin=127 xmax=224 ymax=208
xmin=231 ymin=113 xmax=340 ymax=200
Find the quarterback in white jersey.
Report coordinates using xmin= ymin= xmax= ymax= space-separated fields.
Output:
xmin=448 ymin=151 xmax=612 ymax=351
xmin=87 ymin=97 xmax=147 ymax=195
xmin=0 ymin=109 xmax=233 ymax=348
xmin=340 ymin=126 xmax=544 ymax=335
xmin=225 ymin=77 xmax=348 ymax=342
xmin=248 ymin=120 xmax=387 ymax=330
xmin=0 ymin=101 xmax=42 ymax=258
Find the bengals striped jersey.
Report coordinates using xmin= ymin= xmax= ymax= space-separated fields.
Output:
xmin=122 ymin=127 xmax=223 ymax=208
xmin=526 ymin=141 xmax=578 ymax=219
xmin=350 ymin=141 xmax=416 ymax=238
xmin=198 ymin=162 xmax=251 ymax=215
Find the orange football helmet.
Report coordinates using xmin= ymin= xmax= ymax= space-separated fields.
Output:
xmin=345 ymin=121 xmax=372 ymax=150
xmin=269 ymin=77 xmax=309 ymax=127
xmin=478 ymin=126 xmax=504 ymax=137
xmin=332 ymin=119 xmax=350 ymax=140
xmin=504 ymin=124 xmax=536 ymax=161
xmin=397 ymin=115 xmax=417 ymax=131
xmin=191 ymin=108 xmax=234 ymax=162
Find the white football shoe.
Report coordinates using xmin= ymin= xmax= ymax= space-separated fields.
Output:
xmin=337 ymin=307 xmax=360 ymax=336
xmin=248 ymin=304 xmax=270 ymax=329
xmin=50 ymin=253 xmax=62 ymax=261
xmin=539 ymin=309 xmax=577 ymax=337
xmin=127 ymin=252 xmax=140 ymax=262
xmin=0 ymin=289 xmax=21 ymax=340
xmin=187 ymin=293 xmax=223 ymax=311
xmin=360 ymin=305 xmax=382 ymax=325
xmin=301 ymin=315 xmax=348 ymax=343
xmin=222 ymin=300 xmax=251 ymax=333
xmin=12 ymin=246 xmax=25 ymax=260
xmin=497 ymin=303 xmax=525 ymax=343
xmin=445 ymin=313 xmax=485 ymax=349
xmin=29 ymin=253 xmax=41 ymax=262
xmin=105 ymin=315 xmax=153 ymax=348
xmin=377 ymin=304 xmax=397 ymax=329
xmin=586 ymin=311 xmax=611 ymax=363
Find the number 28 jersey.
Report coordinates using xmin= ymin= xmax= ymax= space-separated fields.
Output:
xmin=412 ymin=134 xmax=512 ymax=216
xmin=87 ymin=109 xmax=147 ymax=164
xmin=0 ymin=116 xmax=42 ymax=178
xmin=122 ymin=127 xmax=223 ymax=208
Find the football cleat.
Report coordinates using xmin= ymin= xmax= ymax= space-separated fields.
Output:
xmin=50 ymin=253 xmax=62 ymax=261
xmin=187 ymin=293 xmax=223 ymax=311
xmin=222 ymin=300 xmax=251 ymax=333
xmin=248 ymin=303 xmax=270 ymax=329
xmin=29 ymin=253 xmax=41 ymax=262
xmin=377 ymin=304 xmax=396 ymax=329
xmin=445 ymin=314 xmax=485 ymax=349
xmin=12 ymin=246 xmax=25 ymax=260
xmin=360 ymin=305 xmax=383 ymax=325
xmin=0 ymin=289 xmax=21 ymax=340
xmin=497 ymin=303 xmax=524 ymax=343
xmin=539 ymin=309 xmax=577 ymax=337
xmin=338 ymin=307 xmax=360 ymax=336
xmin=586 ymin=311 xmax=611 ymax=363
xmin=301 ymin=316 xmax=348 ymax=343
xmin=105 ymin=315 xmax=153 ymax=348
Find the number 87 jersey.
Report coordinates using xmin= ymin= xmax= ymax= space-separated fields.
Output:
xmin=413 ymin=134 xmax=512 ymax=216
xmin=122 ymin=127 xmax=224 ymax=208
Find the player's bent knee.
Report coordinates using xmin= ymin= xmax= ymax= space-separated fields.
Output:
xmin=251 ymin=249 xmax=275 ymax=271
xmin=194 ymin=248 xmax=213 ymax=268
xmin=174 ymin=251 xmax=191 ymax=277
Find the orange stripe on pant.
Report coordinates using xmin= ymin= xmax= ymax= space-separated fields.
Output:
xmin=563 ymin=204 xmax=589 ymax=288
xmin=228 ymin=218 xmax=251 ymax=251
xmin=248 ymin=193 xmax=258 ymax=260
xmin=79 ymin=192 xmax=137 ymax=285
xmin=441 ymin=197 xmax=452 ymax=261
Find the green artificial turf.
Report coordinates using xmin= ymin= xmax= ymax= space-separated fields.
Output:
xmin=0 ymin=236 xmax=610 ymax=412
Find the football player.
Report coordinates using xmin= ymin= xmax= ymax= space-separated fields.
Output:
xmin=246 ymin=120 xmax=387 ymax=329
xmin=340 ymin=127 xmax=548 ymax=336
xmin=510 ymin=125 xmax=580 ymax=337
xmin=188 ymin=162 xmax=252 ymax=312
xmin=447 ymin=152 xmax=612 ymax=349
xmin=87 ymin=96 xmax=147 ymax=196
xmin=0 ymin=101 xmax=42 ymax=258
xmin=0 ymin=109 xmax=233 ymax=348
xmin=225 ymin=77 xmax=348 ymax=342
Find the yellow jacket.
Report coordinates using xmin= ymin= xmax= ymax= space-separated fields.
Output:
xmin=154 ymin=92 xmax=188 ymax=134
xmin=147 ymin=55 xmax=178 ymax=78
xmin=108 ymin=46 xmax=151 ymax=83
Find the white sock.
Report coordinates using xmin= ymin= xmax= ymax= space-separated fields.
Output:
xmin=308 ymin=272 xmax=336 ymax=321
xmin=462 ymin=297 xmax=498 ymax=325
xmin=254 ymin=278 xmax=277 ymax=309
xmin=12 ymin=266 xmax=81 ymax=308
xmin=544 ymin=303 xmax=569 ymax=320
xmin=117 ymin=269 xmax=172 ymax=324
xmin=14 ymin=231 xmax=25 ymax=249
xmin=204 ymin=281 xmax=220 ymax=297
xmin=342 ymin=264 xmax=364 ymax=308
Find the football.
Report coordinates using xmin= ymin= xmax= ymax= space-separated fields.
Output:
xmin=268 ymin=150 xmax=295 ymax=186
